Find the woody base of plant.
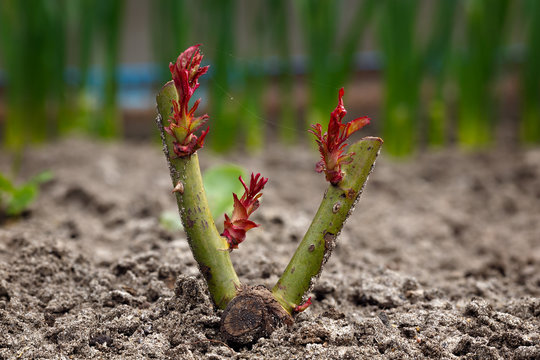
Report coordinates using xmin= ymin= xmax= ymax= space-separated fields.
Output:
xmin=156 ymin=45 xmax=382 ymax=345
xmin=219 ymin=285 xmax=293 ymax=345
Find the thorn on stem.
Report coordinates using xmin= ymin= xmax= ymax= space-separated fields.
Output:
xmin=172 ymin=181 xmax=184 ymax=194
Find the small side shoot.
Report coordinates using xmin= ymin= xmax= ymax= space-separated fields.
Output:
xmin=222 ymin=173 xmax=268 ymax=250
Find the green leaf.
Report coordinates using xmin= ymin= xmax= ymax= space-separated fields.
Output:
xmin=0 ymin=171 xmax=52 ymax=216
xmin=202 ymin=164 xmax=246 ymax=220
xmin=6 ymin=183 xmax=37 ymax=216
xmin=0 ymin=173 xmax=15 ymax=193
xmin=29 ymin=170 xmax=54 ymax=185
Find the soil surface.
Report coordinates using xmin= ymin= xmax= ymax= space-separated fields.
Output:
xmin=0 ymin=138 xmax=539 ymax=359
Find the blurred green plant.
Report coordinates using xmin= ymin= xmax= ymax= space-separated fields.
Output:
xmin=0 ymin=0 xmax=68 ymax=150
xmin=159 ymin=210 xmax=184 ymax=231
xmin=205 ymin=0 xmax=238 ymax=152
xmin=69 ymin=0 xmax=98 ymax=135
xmin=271 ymin=0 xmax=296 ymax=144
xmin=95 ymin=0 xmax=124 ymax=138
xmin=0 ymin=171 xmax=53 ymax=217
xmin=1 ymin=0 xmax=536 ymax=154
xmin=0 ymin=0 xmax=125 ymax=147
xmin=297 ymin=0 xmax=376 ymax=131
xmin=520 ymin=0 xmax=540 ymax=144
xmin=151 ymin=0 xmax=189 ymax=84
xmin=203 ymin=164 xmax=246 ymax=221
xmin=455 ymin=0 xmax=510 ymax=149
xmin=377 ymin=0 xmax=421 ymax=156
xmin=236 ymin=1 xmax=271 ymax=152
xmin=423 ymin=0 xmax=458 ymax=148
xmin=237 ymin=64 xmax=266 ymax=152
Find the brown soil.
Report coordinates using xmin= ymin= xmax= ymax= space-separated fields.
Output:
xmin=0 ymin=138 xmax=539 ymax=359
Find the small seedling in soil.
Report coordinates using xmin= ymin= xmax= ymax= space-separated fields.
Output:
xmin=156 ymin=45 xmax=382 ymax=345
xmin=0 ymin=171 xmax=53 ymax=220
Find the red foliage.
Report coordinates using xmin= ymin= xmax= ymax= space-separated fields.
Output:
xmin=165 ymin=45 xmax=210 ymax=157
xmin=222 ymin=173 xmax=268 ymax=250
xmin=309 ymin=88 xmax=370 ymax=185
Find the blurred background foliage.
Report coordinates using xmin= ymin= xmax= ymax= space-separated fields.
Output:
xmin=0 ymin=0 xmax=538 ymax=157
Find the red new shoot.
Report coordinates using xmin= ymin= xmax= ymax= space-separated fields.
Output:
xmin=165 ymin=44 xmax=210 ymax=157
xmin=309 ymin=88 xmax=370 ymax=185
xmin=222 ymin=173 xmax=268 ymax=250
xmin=293 ymin=297 xmax=312 ymax=313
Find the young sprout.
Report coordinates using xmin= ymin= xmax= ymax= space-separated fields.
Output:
xmin=0 ymin=171 xmax=53 ymax=218
xmin=222 ymin=173 xmax=268 ymax=250
xmin=156 ymin=45 xmax=382 ymax=345
xmin=165 ymin=44 xmax=210 ymax=157
xmin=310 ymin=88 xmax=370 ymax=184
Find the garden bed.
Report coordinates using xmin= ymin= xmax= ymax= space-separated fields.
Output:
xmin=0 ymin=138 xmax=539 ymax=359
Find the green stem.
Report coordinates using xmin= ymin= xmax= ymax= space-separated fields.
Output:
xmin=272 ymin=137 xmax=382 ymax=313
xmin=156 ymin=81 xmax=240 ymax=309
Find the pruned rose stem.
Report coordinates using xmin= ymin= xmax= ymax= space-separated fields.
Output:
xmin=156 ymin=44 xmax=383 ymax=346
xmin=157 ymin=79 xmax=382 ymax=344
xmin=157 ymin=80 xmax=381 ymax=343
xmin=272 ymin=137 xmax=383 ymax=314
xmin=157 ymin=81 xmax=382 ymax=344
xmin=156 ymin=81 xmax=240 ymax=309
